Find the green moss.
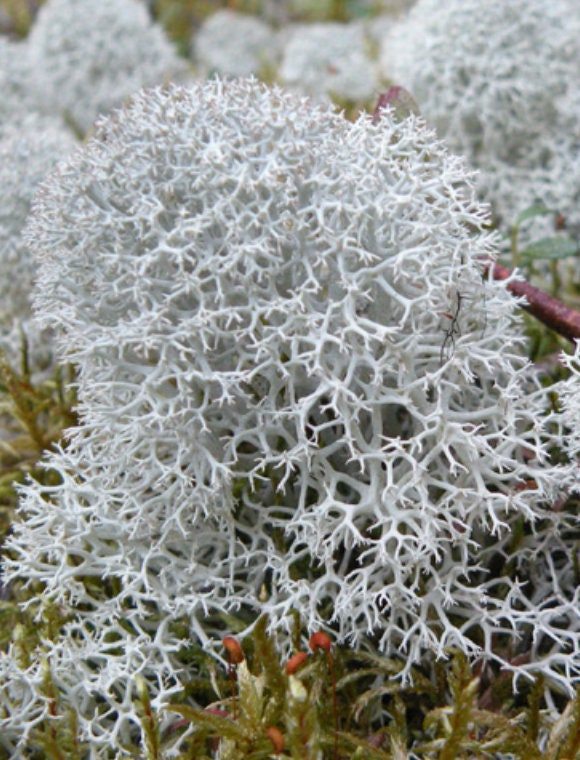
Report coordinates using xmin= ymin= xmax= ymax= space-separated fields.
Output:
xmin=0 ymin=341 xmax=76 ymax=548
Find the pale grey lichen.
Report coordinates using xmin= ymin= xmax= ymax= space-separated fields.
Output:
xmin=0 ymin=38 xmax=39 ymax=126
xmin=497 ymin=344 xmax=580 ymax=694
xmin=192 ymin=9 xmax=282 ymax=78
xmin=556 ymin=343 xmax=580 ymax=475
xmin=1 ymin=78 xmax=578 ymax=754
xmin=0 ymin=113 xmax=77 ymax=327
xmin=0 ymin=113 xmax=77 ymax=377
xmin=380 ymin=0 xmax=580 ymax=228
xmin=279 ymin=22 xmax=380 ymax=102
xmin=27 ymin=0 xmax=190 ymax=134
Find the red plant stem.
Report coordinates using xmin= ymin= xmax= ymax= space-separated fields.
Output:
xmin=326 ymin=650 xmax=339 ymax=760
xmin=227 ymin=663 xmax=237 ymax=721
xmin=222 ymin=637 xmax=243 ymax=722
xmin=309 ymin=633 xmax=339 ymax=759
xmin=371 ymin=91 xmax=394 ymax=124
xmin=484 ymin=260 xmax=580 ymax=342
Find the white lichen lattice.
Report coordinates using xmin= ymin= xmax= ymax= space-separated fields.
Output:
xmin=0 ymin=78 xmax=578 ymax=755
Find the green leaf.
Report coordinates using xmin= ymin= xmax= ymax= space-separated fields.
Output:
xmin=519 ymin=236 xmax=579 ymax=261
xmin=512 ymin=204 xmax=554 ymax=230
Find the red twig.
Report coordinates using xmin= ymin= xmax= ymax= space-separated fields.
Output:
xmin=222 ymin=637 xmax=244 ymax=721
xmin=371 ymin=86 xmax=419 ymax=124
xmin=310 ymin=632 xmax=338 ymax=760
xmin=484 ymin=260 xmax=580 ymax=343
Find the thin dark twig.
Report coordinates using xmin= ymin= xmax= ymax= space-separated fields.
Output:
xmin=483 ymin=260 xmax=580 ymax=343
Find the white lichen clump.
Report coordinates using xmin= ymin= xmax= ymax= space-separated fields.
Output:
xmin=0 ymin=38 xmax=38 ymax=127
xmin=279 ymin=22 xmax=380 ymax=102
xmin=0 ymin=113 xmax=77 ymax=374
xmin=0 ymin=114 xmax=77 ymax=326
xmin=192 ymin=9 xmax=281 ymax=78
xmin=1 ymin=78 xmax=578 ymax=753
xmin=380 ymin=0 xmax=580 ymax=226
xmin=27 ymin=0 xmax=189 ymax=134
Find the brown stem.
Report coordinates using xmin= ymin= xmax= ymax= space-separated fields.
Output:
xmin=371 ymin=86 xmax=420 ymax=124
xmin=309 ymin=633 xmax=338 ymax=760
xmin=222 ymin=637 xmax=244 ymax=721
xmin=484 ymin=260 xmax=580 ymax=342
